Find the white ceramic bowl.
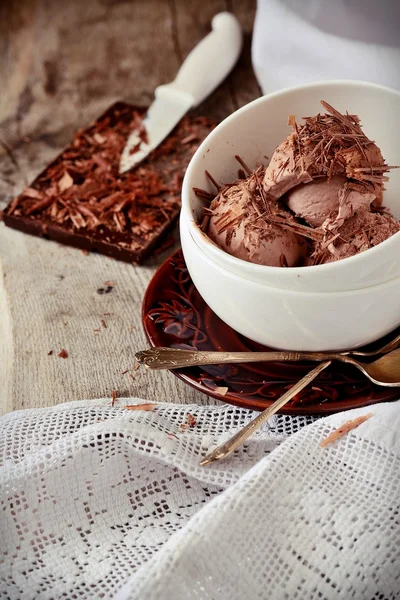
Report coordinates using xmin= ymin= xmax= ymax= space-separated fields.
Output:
xmin=180 ymin=221 xmax=400 ymax=351
xmin=181 ymin=80 xmax=400 ymax=293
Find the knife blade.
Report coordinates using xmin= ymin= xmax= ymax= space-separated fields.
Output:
xmin=119 ymin=12 xmax=242 ymax=174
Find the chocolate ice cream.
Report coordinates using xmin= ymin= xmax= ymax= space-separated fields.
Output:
xmin=315 ymin=211 xmax=400 ymax=263
xmin=207 ymin=174 xmax=307 ymax=267
xmin=286 ymin=176 xmax=375 ymax=228
xmin=197 ymin=101 xmax=399 ymax=267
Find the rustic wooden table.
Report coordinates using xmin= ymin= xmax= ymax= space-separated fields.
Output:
xmin=0 ymin=0 xmax=260 ymax=415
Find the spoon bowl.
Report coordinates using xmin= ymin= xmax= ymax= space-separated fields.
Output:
xmin=340 ymin=348 xmax=400 ymax=386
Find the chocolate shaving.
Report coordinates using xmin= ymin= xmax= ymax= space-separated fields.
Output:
xmin=320 ymin=412 xmax=372 ymax=447
xmin=25 ymin=196 xmax=54 ymax=216
xmin=193 ymin=187 xmax=215 ymax=200
xmin=125 ymin=403 xmax=156 ymax=411
xmin=200 ymin=215 xmax=211 ymax=231
xmin=180 ymin=133 xmax=198 ymax=145
xmin=235 ymin=155 xmax=252 ymax=176
xmin=205 ymin=170 xmax=220 ymax=191
xmin=58 ymin=172 xmax=74 ymax=192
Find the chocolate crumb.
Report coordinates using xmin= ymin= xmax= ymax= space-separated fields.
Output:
xmin=101 ymin=319 xmax=107 ymax=329
xmin=47 ymin=350 xmax=53 ymax=356
xmin=58 ymin=349 xmax=68 ymax=359
xmin=215 ymin=386 xmax=228 ymax=396
xmin=97 ymin=286 xmax=113 ymax=294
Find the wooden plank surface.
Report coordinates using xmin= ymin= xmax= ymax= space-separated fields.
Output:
xmin=0 ymin=0 xmax=260 ymax=415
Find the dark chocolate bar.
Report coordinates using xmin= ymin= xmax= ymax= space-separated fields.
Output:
xmin=3 ymin=102 xmax=214 ymax=263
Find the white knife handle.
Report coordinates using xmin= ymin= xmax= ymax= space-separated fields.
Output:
xmin=167 ymin=12 xmax=242 ymax=107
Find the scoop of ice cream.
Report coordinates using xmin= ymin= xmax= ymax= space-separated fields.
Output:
xmin=315 ymin=211 xmax=400 ymax=264
xmin=286 ymin=175 xmax=376 ymax=228
xmin=263 ymin=101 xmax=388 ymax=204
xmin=207 ymin=179 xmax=307 ymax=268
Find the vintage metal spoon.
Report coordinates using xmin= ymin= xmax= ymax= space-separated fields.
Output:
xmin=135 ymin=347 xmax=400 ymax=386
xmin=200 ymin=361 xmax=332 ymax=466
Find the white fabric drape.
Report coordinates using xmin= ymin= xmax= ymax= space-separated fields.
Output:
xmin=1 ymin=399 xmax=399 ymax=599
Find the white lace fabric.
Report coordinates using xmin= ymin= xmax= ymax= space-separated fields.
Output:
xmin=1 ymin=399 xmax=399 ymax=599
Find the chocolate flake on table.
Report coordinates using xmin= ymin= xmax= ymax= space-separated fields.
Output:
xmin=58 ymin=349 xmax=68 ymax=359
xmin=97 ymin=285 xmax=113 ymax=294
xmin=3 ymin=103 xmax=215 ymax=263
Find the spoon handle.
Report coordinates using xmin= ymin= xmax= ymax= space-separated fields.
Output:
xmin=135 ymin=347 xmax=337 ymax=370
xmin=200 ymin=360 xmax=332 ymax=466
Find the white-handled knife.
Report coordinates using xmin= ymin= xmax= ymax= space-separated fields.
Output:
xmin=119 ymin=12 xmax=242 ymax=174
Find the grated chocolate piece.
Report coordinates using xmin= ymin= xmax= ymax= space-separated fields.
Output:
xmin=3 ymin=103 xmax=214 ymax=263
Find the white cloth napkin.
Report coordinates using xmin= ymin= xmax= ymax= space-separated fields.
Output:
xmin=1 ymin=398 xmax=399 ymax=599
xmin=252 ymin=0 xmax=400 ymax=94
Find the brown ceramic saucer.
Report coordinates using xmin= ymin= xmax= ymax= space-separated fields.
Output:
xmin=142 ymin=250 xmax=399 ymax=414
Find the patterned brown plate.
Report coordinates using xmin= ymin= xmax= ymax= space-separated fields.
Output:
xmin=142 ymin=250 xmax=399 ymax=414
